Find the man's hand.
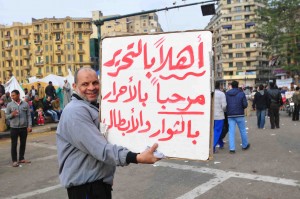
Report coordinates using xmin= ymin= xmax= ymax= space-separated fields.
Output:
xmin=136 ymin=143 xmax=161 ymax=164
xmin=11 ymin=110 xmax=19 ymax=117
xmin=27 ymin=127 xmax=32 ymax=133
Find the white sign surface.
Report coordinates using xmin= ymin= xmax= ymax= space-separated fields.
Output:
xmin=101 ymin=31 xmax=212 ymax=160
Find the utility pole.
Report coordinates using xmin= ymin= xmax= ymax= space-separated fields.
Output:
xmin=93 ymin=0 xmax=218 ymax=72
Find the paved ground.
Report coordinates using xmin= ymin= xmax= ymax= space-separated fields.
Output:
xmin=0 ymin=111 xmax=299 ymax=199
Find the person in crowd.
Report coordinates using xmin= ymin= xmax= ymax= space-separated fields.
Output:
xmin=24 ymin=88 xmax=28 ymax=96
xmin=24 ymin=95 xmax=35 ymax=126
xmin=51 ymin=97 xmax=62 ymax=120
xmin=43 ymin=96 xmax=59 ymax=122
xmin=267 ymin=82 xmax=283 ymax=129
xmin=0 ymin=98 xmax=5 ymax=108
xmin=1 ymin=91 xmax=12 ymax=106
xmin=292 ymin=86 xmax=300 ymax=121
xmin=56 ymin=67 xmax=160 ymax=199
xmin=32 ymin=95 xmax=44 ymax=111
xmin=36 ymin=108 xmax=45 ymax=126
xmin=5 ymin=90 xmax=32 ymax=167
xmin=252 ymin=84 xmax=269 ymax=129
xmin=37 ymin=83 xmax=45 ymax=102
xmin=45 ymin=81 xmax=56 ymax=99
xmin=63 ymin=79 xmax=72 ymax=108
xmin=213 ymin=81 xmax=227 ymax=153
xmin=29 ymin=85 xmax=38 ymax=100
xmin=226 ymin=81 xmax=250 ymax=154
xmin=0 ymin=81 xmax=5 ymax=96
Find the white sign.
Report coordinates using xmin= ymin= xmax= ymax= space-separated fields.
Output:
xmin=277 ymin=78 xmax=293 ymax=89
xmin=101 ymin=31 xmax=212 ymax=160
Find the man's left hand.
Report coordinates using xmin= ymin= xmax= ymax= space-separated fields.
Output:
xmin=27 ymin=127 xmax=32 ymax=133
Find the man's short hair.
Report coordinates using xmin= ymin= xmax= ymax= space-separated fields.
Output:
xmin=296 ymin=86 xmax=300 ymax=91
xmin=269 ymin=82 xmax=275 ymax=88
xmin=11 ymin=90 xmax=20 ymax=95
xmin=49 ymin=81 xmax=52 ymax=84
xmin=231 ymin=81 xmax=239 ymax=88
xmin=215 ymin=81 xmax=220 ymax=89
xmin=74 ymin=67 xmax=95 ymax=84
xmin=259 ymin=84 xmax=264 ymax=90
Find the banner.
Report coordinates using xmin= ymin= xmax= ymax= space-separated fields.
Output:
xmin=101 ymin=31 xmax=212 ymax=160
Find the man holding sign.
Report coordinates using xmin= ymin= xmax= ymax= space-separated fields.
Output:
xmin=56 ymin=67 xmax=160 ymax=199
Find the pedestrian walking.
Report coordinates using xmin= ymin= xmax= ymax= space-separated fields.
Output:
xmin=62 ymin=79 xmax=72 ymax=108
xmin=226 ymin=81 xmax=250 ymax=154
xmin=292 ymin=86 xmax=300 ymax=121
xmin=5 ymin=90 xmax=32 ymax=167
xmin=56 ymin=67 xmax=160 ymax=199
xmin=252 ymin=84 xmax=269 ymax=129
xmin=213 ymin=81 xmax=227 ymax=153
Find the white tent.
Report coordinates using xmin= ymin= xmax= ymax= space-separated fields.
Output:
xmin=28 ymin=69 xmax=74 ymax=88
xmin=4 ymin=76 xmax=25 ymax=100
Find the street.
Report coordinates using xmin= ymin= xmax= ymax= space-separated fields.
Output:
xmin=0 ymin=111 xmax=300 ymax=199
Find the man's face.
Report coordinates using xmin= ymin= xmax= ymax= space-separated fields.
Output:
xmin=11 ymin=92 xmax=20 ymax=101
xmin=73 ymin=70 xmax=100 ymax=103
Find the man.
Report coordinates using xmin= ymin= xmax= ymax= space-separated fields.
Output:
xmin=0 ymin=80 xmax=5 ymax=96
xmin=213 ymin=81 xmax=227 ymax=153
xmin=292 ymin=86 xmax=300 ymax=121
xmin=1 ymin=91 xmax=12 ymax=106
xmin=51 ymin=97 xmax=62 ymax=120
xmin=45 ymin=81 xmax=56 ymax=99
xmin=29 ymin=85 xmax=37 ymax=100
xmin=6 ymin=90 xmax=32 ymax=167
xmin=62 ymin=79 xmax=72 ymax=108
xmin=44 ymin=96 xmax=59 ymax=122
xmin=57 ymin=67 xmax=160 ymax=199
xmin=267 ymin=82 xmax=282 ymax=129
xmin=226 ymin=81 xmax=250 ymax=154
xmin=252 ymin=84 xmax=269 ymax=129
xmin=37 ymin=83 xmax=45 ymax=101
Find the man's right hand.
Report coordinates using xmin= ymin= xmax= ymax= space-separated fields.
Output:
xmin=11 ymin=110 xmax=19 ymax=117
xmin=136 ymin=143 xmax=161 ymax=164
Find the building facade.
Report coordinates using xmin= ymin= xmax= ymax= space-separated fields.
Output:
xmin=206 ymin=0 xmax=269 ymax=88
xmin=0 ymin=17 xmax=93 ymax=83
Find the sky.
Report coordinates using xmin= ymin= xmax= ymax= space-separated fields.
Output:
xmin=0 ymin=0 xmax=214 ymax=31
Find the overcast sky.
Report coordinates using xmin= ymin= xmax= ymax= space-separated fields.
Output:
xmin=0 ymin=0 xmax=214 ymax=31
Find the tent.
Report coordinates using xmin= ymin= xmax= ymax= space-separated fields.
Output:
xmin=4 ymin=76 xmax=25 ymax=100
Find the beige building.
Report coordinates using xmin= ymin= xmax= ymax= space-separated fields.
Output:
xmin=91 ymin=11 xmax=163 ymax=38
xmin=206 ymin=0 xmax=269 ymax=88
xmin=0 ymin=17 xmax=93 ymax=83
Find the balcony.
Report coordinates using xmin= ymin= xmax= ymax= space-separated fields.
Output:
xmin=33 ymin=29 xmax=41 ymax=34
xmin=36 ymin=73 xmax=43 ymax=78
xmin=56 ymin=72 xmax=64 ymax=76
xmin=5 ymin=66 xmax=13 ymax=71
xmin=52 ymin=27 xmax=63 ymax=33
xmin=4 ymin=45 xmax=13 ymax=51
xmin=55 ymin=38 xmax=62 ymax=44
xmin=74 ymin=27 xmax=93 ymax=33
xmin=4 ymin=35 xmax=11 ymax=40
xmin=35 ymin=62 xmax=44 ymax=67
xmin=55 ymin=49 xmax=63 ymax=54
xmin=23 ymin=54 xmax=31 ymax=60
xmin=78 ymin=39 xmax=84 ymax=43
xmin=78 ymin=49 xmax=85 ymax=54
xmin=222 ymin=67 xmax=236 ymax=72
xmin=20 ymin=34 xmax=30 ymax=39
xmin=35 ymin=50 xmax=43 ymax=56
xmin=34 ymin=40 xmax=42 ymax=45
xmin=5 ymin=57 xmax=12 ymax=61
xmin=23 ymin=44 xmax=30 ymax=49
xmin=23 ymin=65 xmax=31 ymax=70
xmin=53 ymin=62 xmax=64 ymax=66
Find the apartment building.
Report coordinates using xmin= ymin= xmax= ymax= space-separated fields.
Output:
xmin=0 ymin=17 xmax=93 ymax=83
xmin=206 ymin=0 xmax=269 ymax=88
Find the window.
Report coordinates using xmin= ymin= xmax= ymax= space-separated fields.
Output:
xmin=45 ymin=34 xmax=48 ymax=40
xmin=16 ymin=70 xmax=19 ymax=76
xmin=15 ymin=60 xmax=19 ymax=66
xmin=234 ymin=16 xmax=242 ymax=20
xmin=229 ymin=53 xmax=233 ymax=58
xmin=79 ymin=44 xmax=82 ymax=50
xmin=19 ymin=39 xmax=22 ymax=45
xmin=58 ymin=66 xmax=62 ymax=73
xmin=79 ymin=33 xmax=82 ymax=40
xmin=235 ymin=34 xmax=242 ymax=39
xmin=236 ymin=53 xmax=243 ymax=58
xmin=19 ymin=50 xmax=22 ymax=56
xmin=235 ymin=43 xmax=243 ymax=48
xmin=67 ymin=33 xmax=70 ymax=39
xmin=228 ymin=35 xmax=232 ymax=40
xmin=45 ymin=45 xmax=48 ymax=52
xmin=228 ymin=44 xmax=232 ymax=49
xmin=20 ymin=60 xmax=22 ymax=66
xmin=79 ymin=55 xmax=83 ymax=62
xmin=227 ymin=0 xmax=231 ymax=4
xmin=44 ymin=24 xmax=48 ymax=30
xmin=236 ymin=62 xmax=243 ymax=67
xmin=46 ymin=56 xmax=49 ymax=63
xmin=245 ymin=6 xmax=251 ymax=12
xmin=229 ymin=62 xmax=233 ymax=67
xmin=68 ymin=54 xmax=71 ymax=61
xmin=246 ymin=42 xmax=250 ymax=47
xmin=245 ymin=33 xmax=250 ymax=38
xmin=15 ymin=50 xmax=18 ymax=56
xmin=246 ymin=61 xmax=251 ymax=66
xmin=58 ymin=55 xmax=61 ymax=63
xmin=66 ymin=22 xmax=70 ymax=28
xmin=235 ymin=6 xmax=242 ymax=12
xmin=246 ymin=52 xmax=250 ymax=57
xmin=46 ymin=66 xmax=49 ymax=73
xmin=14 ymin=40 xmax=18 ymax=46
xmin=38 ymin=68 xmax=42 ymax=74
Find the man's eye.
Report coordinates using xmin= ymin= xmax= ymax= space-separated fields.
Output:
xmin=82 ymin=83 xmax=88 ymax=86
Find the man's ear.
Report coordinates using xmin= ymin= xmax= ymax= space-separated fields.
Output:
xmin=72 ymin=83 xmax=76 ymax=90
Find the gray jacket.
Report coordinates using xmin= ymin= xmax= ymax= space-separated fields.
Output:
xmin=214 ymin=89 xmax=227 ymax=120
xmin=56 ymin=96 xmax=131 ymax=188
xmin=6 ymin=100 xmax=32 ymax=128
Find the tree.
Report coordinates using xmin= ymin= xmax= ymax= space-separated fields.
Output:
xmin=255 ymin=0 xmax=300 ymax=74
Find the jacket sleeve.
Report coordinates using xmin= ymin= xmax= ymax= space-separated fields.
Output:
xmin=242 ymin=93 xmax=248 ymax=109
xmin=221 ymin=92 xmax=227 ymax=112
xmin=5 ymin=103 xmax=13 ymax=120
xmin=27 ymin=103 xmax=32 ymax=127
xmin=252 ymin=93 xmax=256 ymax=109
xmin=64 ymin=106 xmax=129 ymax=166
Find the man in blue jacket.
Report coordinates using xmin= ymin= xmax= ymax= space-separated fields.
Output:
xmin=226 ymin=81 xmax=250 ymax=153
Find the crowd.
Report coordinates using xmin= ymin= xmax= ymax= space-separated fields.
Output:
xmin=214 ymin=81 xmax=300 ymax=153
